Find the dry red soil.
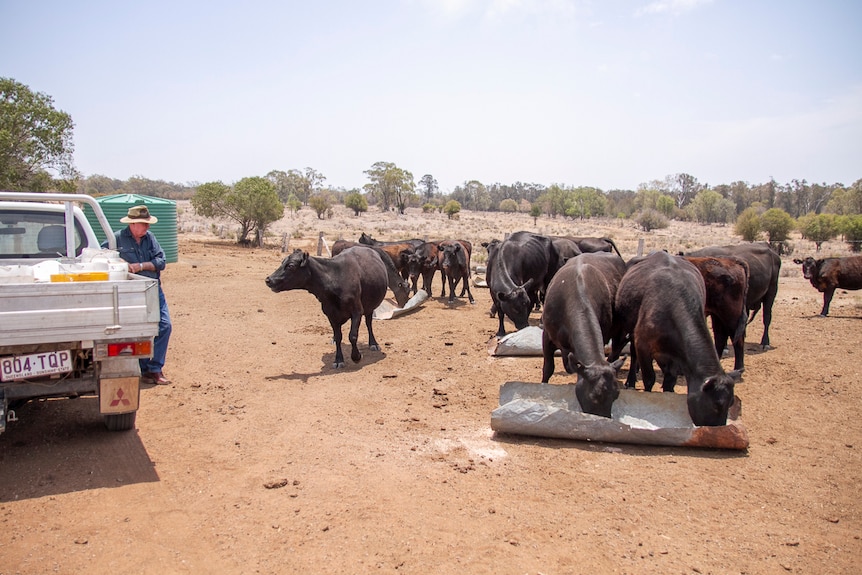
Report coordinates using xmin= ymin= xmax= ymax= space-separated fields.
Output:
xmin=1 ymin=207 xmax=860 ymax=574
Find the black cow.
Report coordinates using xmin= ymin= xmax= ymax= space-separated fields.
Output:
xmin=482 ymin=231 xmax=560 ymax=337
xmin=793 ymin=255 xmax=862 ymax=316
xmin=265 ymin=247 xmax=388 ymax=368
xmin=612 ymin=251 xmax=741 ymax=426
xmin=438 ymin=240 xmax=475 ymax=304
xmin=550 ymin=236 xmax=583 ymax=264
xmin=331 ymin=240 xmax=411 ymax=307
xmin=563 ymin=236 xmax=623 ymax=257
xmin=405 ymin=242 xmax=440 ymax=296
xmin=684 ymin=242 xmax=780 ymax=349
xmin=541 ymin=252 xmax=627 ymax=417
xmin=683 ymin=256 xmax=750 ymax=371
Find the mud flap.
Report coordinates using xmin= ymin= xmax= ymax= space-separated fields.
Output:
xmin=99 ymin=377 xmax=140 ymax=415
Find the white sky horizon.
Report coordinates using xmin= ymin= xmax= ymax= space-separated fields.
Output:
xmin=2 ymin=0 xmax=860 ymax=193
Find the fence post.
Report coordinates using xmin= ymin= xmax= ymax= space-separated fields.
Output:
xmin=637 ymin=238 xmax=644 ymax=257
xmin=281 ymin=232 xmax=289 ymax=253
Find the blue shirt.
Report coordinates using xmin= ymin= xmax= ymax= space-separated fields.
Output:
xmin=102 ymin=227 xmax=166 ymax=280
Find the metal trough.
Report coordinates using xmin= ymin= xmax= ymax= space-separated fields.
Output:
xmin=491 ymin=381 xmax=749 ymax=450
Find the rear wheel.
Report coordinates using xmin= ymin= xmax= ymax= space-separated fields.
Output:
xmin=104 ymin=411 xmax=136 ymax=431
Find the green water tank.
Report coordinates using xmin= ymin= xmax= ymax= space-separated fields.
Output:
xmin=84 ymin=194 xmax=179 ymax=263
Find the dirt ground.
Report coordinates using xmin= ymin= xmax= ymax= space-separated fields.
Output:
xmin=1 ymin=207 xmax=861 ymax=575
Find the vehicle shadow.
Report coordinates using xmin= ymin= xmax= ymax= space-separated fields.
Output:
xmin=0 ymin=397 xmax=159 ymax=502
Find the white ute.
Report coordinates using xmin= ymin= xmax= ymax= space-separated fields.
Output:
xmin=0 ymin=191 xmax=160 ymax=433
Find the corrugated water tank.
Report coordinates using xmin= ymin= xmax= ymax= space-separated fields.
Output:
xmin=84 ymin=194 xmax=178 ymax=263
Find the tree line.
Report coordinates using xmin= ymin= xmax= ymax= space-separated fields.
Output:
xmin=3 ymin=76 xmax=862 ymax=250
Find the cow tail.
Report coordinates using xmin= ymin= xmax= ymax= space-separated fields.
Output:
xmin=606 ymin=238 xmax=623 ymax=258
xmin=747 ymin=306 xmax=761 ymax=325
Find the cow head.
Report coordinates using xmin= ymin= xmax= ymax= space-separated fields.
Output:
xmin=687 ymin=371 xmax=740 ymax=426
xmin=793 ymin=257 xmax=818 ymax=280
xmin=358 ymin=232 xmax=377 ymax=245
xmin=573 ymin=360 xmax=622 ymax=418
xmin=265 ymin=249 xmax=309 ymax=293
xmin=496 ymin=279 xmax=534 ymax=330
xmin=439 ymin=242 xmax=462 ymax=271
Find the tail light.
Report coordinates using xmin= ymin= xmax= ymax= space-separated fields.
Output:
xmin=94 ymin=340 xmax=152 ymax=360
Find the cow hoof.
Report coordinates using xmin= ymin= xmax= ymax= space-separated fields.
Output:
xmin=333 ymin=361 xmax=346 ymax=369
xmin=351 ymin=351 xmax=362 ymax=363
xmin=369 ymin=344 xmax=381 ymax=352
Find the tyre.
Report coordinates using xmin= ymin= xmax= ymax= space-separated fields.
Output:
xmin=104 ymin=411 xmax=136 ymax=431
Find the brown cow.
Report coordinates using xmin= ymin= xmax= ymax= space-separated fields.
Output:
xmin=684 ymin=242 xmax=780 ymax=349
xmin=405 ymin=242 xmax=440 ymax=296
xmin=438 ymin=240 xmax=475 ymax=304
xmin=612 ymin=251 xmax=741 ymax=426
xmin=357 ymin=233 xmax=424 ymax=281
xmin=793 ymin=255 xmax=862 ymax=316
xmin=683 ymin=256 xmax=750 ymax=371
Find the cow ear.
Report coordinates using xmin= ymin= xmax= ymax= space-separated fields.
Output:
xmin=611 ymin=357 xmax=625 ymax=372
xmin=300 ymin=251 xmax=309 ymax=267
xmin=727 ymin=369 xmax=743 ymax=382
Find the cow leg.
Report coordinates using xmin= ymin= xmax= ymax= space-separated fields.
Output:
xmin=714 ymin=323 xmax=746 ymax=372
xmin=440 ymin=270 xmax=448 ymax=297
xmin=661 ymin=370 xmax=677 ymax=392
xmin=495 ymin=303 xmax=507 ymax=338
xmin=712 ymin=323 xmax=730 ymax=363
xmin=760 ymin=288 xmax=778 ymax=348
xmin=365 ymin=312 xmax=380 ymax=352
xmin=348 ymin=313 xmax=362 ymax=363
xmin=458 ymin=275 xmax=467 ymax=296
xmin=624 ymin=338 xmax=639 ymax=389
xmin=640 ymin=359 xmax=656 ymax=392
xmin=447 ymin=274 xmax=457 ymax=303
xmin=462 ymin=273 xmax=475 ymax=304
xmin=330 ymin=320 xmax=346 ymax=368
xmin=541 ymin=330 xmax=557 ymax=383
xmin=731 ymin=335 xmax=745 ymax=371
xmin=820 ymin=288 xmax=835 ymax=316
xmin=635 ymin=342 xmax=657 ymax=391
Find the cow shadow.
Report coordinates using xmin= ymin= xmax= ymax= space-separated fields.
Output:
xmin=798 ymin=312 xmax=861 ymax=320
xmin=436 ymin=297 xmax=474 ymax=309
xmin=265 ymin=347 xmax=387 ymax=382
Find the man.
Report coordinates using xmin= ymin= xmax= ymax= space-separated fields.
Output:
xmin=104 ymin=205 xmax=173 ymax=385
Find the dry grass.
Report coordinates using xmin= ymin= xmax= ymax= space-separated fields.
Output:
xmin=176 ymin=200 xmax=855 ymax=269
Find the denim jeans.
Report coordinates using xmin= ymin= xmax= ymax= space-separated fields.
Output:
xmin=140 ymin=286 xmax=172 ymax=374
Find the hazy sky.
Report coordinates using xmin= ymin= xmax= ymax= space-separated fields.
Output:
xmin=2 ymin=0 xmax=860 ymax=193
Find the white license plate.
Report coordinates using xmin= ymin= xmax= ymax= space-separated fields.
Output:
xmin=0 ymin=350 xmax=74 ymax=381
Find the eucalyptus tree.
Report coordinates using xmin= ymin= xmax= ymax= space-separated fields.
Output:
xmin=364 ymin=161 xmax=414 ymax=213
xmin=797 ymin=213 xmax=839 ymax=251
xmin=418 ymin=174 xmax=438 ymax=201
xmin=0 ymin=77 xmax=78 ymax=191
xmin=192 ymin=177 xmax=282 ymax=245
